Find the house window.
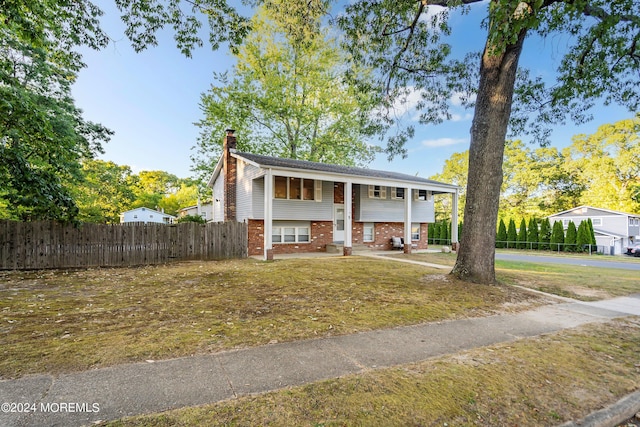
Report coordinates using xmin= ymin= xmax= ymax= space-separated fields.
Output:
xmin=272 ymin=227 xmax=282 ymax=243
xmin=414 ymin=189 xmax=429 ymax=201
xmin=591 ymin=218 xmax=602 ymax=227
xmin=289 ymin=178 xmax=302 ymax=200
xmin=274 ymin=176 xmax=288 ymax=199
xmin=363 ymin=223 xmax=374 ymax=242
xmin=272 ymin=222 xmax=311 ymax=243
xmin=274 ymin=176 xmax=317 ymax=201
xmin=368 ymin=185 xmax=386 ymax=199
xmin=391 ymin=187 xmax=405 ymax=199
xmin=411 ymin=223 xmax=420 ymax=241
xmin=303 ymin=179 xmax=315 ymax=200
xmin=133 ymin=215 xmax=138 ymax=219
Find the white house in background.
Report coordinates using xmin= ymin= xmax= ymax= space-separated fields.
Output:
xmin=177 ymin=203 xmax=213 ymax=221
xmin=119 ymin=207 xmax=176 ymax=224
xmin=548 ymin=205 xmax=640 ymax=254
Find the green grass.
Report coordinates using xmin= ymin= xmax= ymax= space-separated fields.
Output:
xmin=390 ymin=252 xmax=640 ymax=300
xmin=0 ymin=257 xmax=537 ymax=379
xmin=103 ymin=319 xmax=640 ymax=427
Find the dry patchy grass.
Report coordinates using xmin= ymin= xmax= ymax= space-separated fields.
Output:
xmin=0 ymin=257 xmax=536 ymax=379
xmin=104 ymin=318 xmax=640 ymax=427
xmin=391 ymin=252 xmax=640 ymax=300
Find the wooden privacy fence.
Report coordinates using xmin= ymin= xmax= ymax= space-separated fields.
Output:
xmin=0 ymin=220 xmax=247 ymax=270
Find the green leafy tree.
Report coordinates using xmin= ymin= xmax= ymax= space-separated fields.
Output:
xmin=517 ymin=218 xmax=527 ymax=249
xmin=433 ymin=222 xmax=442 ymax=244
xmin=428 ymin=223 xmax=435 ymax=244
xmin=539 ymin=218 xmax=552 ymax=251
xmin=192 ymin=2 xmax=379 ymax=185
xmin=439 ymin=221 xmax=449 ymax=244
xmin=565 ymin=116 xmax=640 ymax=214
xmin=0 ymin=1 xmax=112 ymax=221
xmin=496 ymin=218 xmax=507 ymax=249
xmin=576 ymin=220 xmax=590 ymax=252
xmin=430 ymin=151 xmax=469 ymax=221
xmin=176 ymin=215 xmax=206 ymax=224
xmin=527 ymin=218 xmax=539 ymax=250
xmin=587 ymin=218 xmax=597 ymax=245
xmin=74 ymin=160 xmax=137 ymax=223
xmin=565 ymin=221 xmax=577 ymax=252
xmin=550 ymin=221 xmax=565 ymax=252
xmin=506 ymin=218 xmax=517 ymax=249
xmin=337 ymin=0 xmax=640 ymax=284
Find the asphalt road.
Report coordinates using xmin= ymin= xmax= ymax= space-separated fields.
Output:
xmin=495 ymin=252 xmax=640 ymax=271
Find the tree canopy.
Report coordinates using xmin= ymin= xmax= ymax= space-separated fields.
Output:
xmin=192 ymin=1 xmax=379 ymax=185
xmin=432 ymin=116 xmax=640 ymax=220
xmin=1 ymin=1 xmax=113 ymax=221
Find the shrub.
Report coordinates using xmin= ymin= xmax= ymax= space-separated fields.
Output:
xmin=507 ymin=219 xmax=517 ymax=248
xmin=496 ymin=218 xmax=507 ymax=248
xmin=517 ymin=218 xmax=527 ymax=249
xmin=550 ymin=221 xmax=565 ymax=251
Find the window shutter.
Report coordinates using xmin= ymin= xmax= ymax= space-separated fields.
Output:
xmin=413 ymin=189 xmax=418 ymax=201
xmin=391 ymin=187 xmax=397 ymax=199
xmin=368 ymin=185 xmax=374 ymax=198
xmin=315 ymin=180 xmax=322 ymax=202
xmin=380 ymin=187 xmax=387 ymax=199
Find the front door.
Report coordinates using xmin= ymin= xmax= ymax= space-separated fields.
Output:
xmin=333 ymin=204 xmax=345 ymax=243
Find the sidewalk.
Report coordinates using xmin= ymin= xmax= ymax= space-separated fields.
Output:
xmin=1 ymin=294 xmax=639 ymax=427
xmin=1 ymin=253 xmax=639 ymax=427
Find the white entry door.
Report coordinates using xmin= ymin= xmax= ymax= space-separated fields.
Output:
xmin=333 ymin=204 xmax=345 ymax=243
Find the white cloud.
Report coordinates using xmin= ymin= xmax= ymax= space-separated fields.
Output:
xmin=450 ymin=92 xmax=476 ymax=107
xmin=421 ymin=138 xmax=467 ymax=148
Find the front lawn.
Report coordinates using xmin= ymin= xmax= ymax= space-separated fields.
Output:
xmin=104 ymin=319 xmax=640 ymax=427
xmin=391 ymin=252 xmax=640 ymax=300
xmin=0 ymin=257 xmax=537 ymax=379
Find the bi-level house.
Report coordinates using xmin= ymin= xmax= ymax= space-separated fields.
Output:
xmin=548 ymin=205 xmax=640 ymax=254
xmin=208 ymin=130 xmax=460 ymax=259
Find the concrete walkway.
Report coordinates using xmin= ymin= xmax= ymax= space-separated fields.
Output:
xmin=1 ymin=254 xmax=639 ymax=427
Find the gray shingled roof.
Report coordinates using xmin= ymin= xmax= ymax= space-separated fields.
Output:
xmin=235 ymin=152 xmax=457 ymax=189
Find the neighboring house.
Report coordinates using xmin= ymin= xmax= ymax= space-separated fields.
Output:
xmin=177 ymin=203 xmax=213 ymax=221
xmin=208 ymin=130 xmax=460 ymax=259
xmin=119 ymin=207 xmax=176 ymax=224
xmin=548 ymin=205 xmax=640 ymax=254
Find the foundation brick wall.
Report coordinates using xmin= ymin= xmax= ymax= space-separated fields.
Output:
xmin=247 ymin=219 xmax=429 ymax=256
xmin=247 ymin=220 xmax=334 ymax=255
xmin=361 ymin=222 xmax=429 ymax=250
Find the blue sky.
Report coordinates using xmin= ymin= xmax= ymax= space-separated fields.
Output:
xmin=72 ymin=2 xmax=633 ymax=181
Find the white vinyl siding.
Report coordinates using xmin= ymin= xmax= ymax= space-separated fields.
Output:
xmin=355 ymin=185 xmax=435 ymax=223
xmin=253 ymin=179 xmax=333 ymax=220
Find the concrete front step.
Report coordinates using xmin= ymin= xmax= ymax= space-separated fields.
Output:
xmin=326 ymin=243 xmax=370 ymax=254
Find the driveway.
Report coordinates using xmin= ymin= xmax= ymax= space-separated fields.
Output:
xmin=495 ymin=252 xmax=640 ymax=271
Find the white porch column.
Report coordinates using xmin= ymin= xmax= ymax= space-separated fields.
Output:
xmin=404 ymin=187 xmax=412 ymax=254
xmin=451 ymin=188 xmax=459 ymax=251
xmin=264 ymin=169 xmax=273 ymax=260
xmin=343 ymin=181 xmax=353 ymax=256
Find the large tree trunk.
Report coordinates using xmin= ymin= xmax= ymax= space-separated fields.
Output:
xmin=451 ymin=29 xmax=528 ymax=284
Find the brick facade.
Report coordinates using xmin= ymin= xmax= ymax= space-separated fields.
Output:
xmin=247 ymin=219 xmax=429 ymax=255
xmin=223 ymin=130 xmax=237 ymax=221
xmin=247 ymin=220 xmax=334 ymax=256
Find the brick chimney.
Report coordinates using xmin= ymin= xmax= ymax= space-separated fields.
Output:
xmin=223 ymin=129 xmax=237 ymax=221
